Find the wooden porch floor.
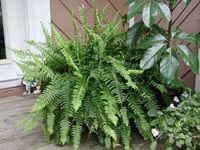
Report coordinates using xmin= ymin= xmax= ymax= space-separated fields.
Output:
xmin=0 ymin=95 xmax=156 ymax=150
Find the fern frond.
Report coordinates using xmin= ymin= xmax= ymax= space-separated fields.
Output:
xmin=127 ymin=91 xmax=152 ymax=140
xmin=32 ymin=88 xmax=59 ymax=112
xmin=41 ymin=23 xmax=53 ymax=49
xmin=43 ymin=122 xmax=51 ymax=144
xmin=151 ymin=80 xmax=167 ymax=94
xmin=12 ymin=49 xmax=31 ymax=59
xmin=72 ymin=14 xmax=80 ymax=39
xmin=101 ymin=87 xmax=119 ymax=126
xmin=127 ymin=92 xmax=145 ymax=118
xmin=60 ymin=44 xmax=79 ymax=72
xmin=46 ymin=105 xmax=56 ymax=134
xmin=99 ymin=114 xmax=117 ymax=141
xmin=140 ymin=86 xmax=159 ymax=111
xmin=27 ymin=40 xmax=66 ymax=70
xmin=109 ymin=57 xmax=138 ymax=90
xmin=83 ymin=93 xmax=96 ymax=123
xmin=51 ymin=26 xmax=66 ymax=51
xmin=101 ymin=3 xmax=110 ymax=21
xmin=105 ymin=136 xmax=112 ymax=149
xmin=120 ymin=125 xmax=131 ymax=150
xmin=96 ymin=99 xmax=117 ymax=141
xmin=52 ymin=26 xmax=80 ymax=72
xmin=60 ymin=119 xmax=71 ymax=144
xmin=72 ymin=76 xmax=88 ymax=112
xmin=17 ymin=112 xmax=42 ymax=132
xmin=72 ymin=121 xmax=82 ymax=150
xmin=84 ymin=27 xmax=105 ymax=57
xmin=40 ymin=65 xmax=55 ymax=79
xmin=120 ymin=107 xmax=129 ymax=127
xmin=134 ymin=117 xmax=152 ymax=141
xmin=60 ymin=80 xmax=74 ymax=117
xmin=79 ymin=5 xmax=88 ymax=30
xmin=32 ymin=76 xmax=66 ymax=112
xmin=103 ymin=68 xmax=126 ymax=104
xmin=102 ymin=123 xmax=117 ymax=141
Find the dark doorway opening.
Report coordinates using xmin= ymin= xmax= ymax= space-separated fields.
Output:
xmin=0 ymin=1 xmax=6 ymax=60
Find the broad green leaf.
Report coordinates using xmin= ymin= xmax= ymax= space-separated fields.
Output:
xmin=142 ymin=2 xmax=157 ymax=28
xmin=168 ymin=0 xmax=176 ymax=8
xmin=160 ymin=50 xmax=179 ymax=80
xmin=177 ymin=45 xmax=199 ymax=73
xmin=126 ymin=21 xmax=146 ymax=48
xmin=105 ymin=136 xmax=111 ymax=149
xmin=125 ymin=0 xmax=137 ymax=6
xmin=140 ymin=43 xmax=165 ymax=69
xmin=155 ymin=2 xmax=171 ymax=22
xmin=182 ymin=0 xmax=190 ymax=4
xmin=127 ymin=1 xmax=146 ymax=19
xmin=148 ymin=109 xmax=158 ymax=117
xmin=196 ymin=35 xmax=200 ymax=48
xmin=150 ymin=141 xmax=157 ymax=150
xmin=172 ymin=29 xmax=196 ymax=44
xmin=137 ymin=34 xmax=166 ymax=49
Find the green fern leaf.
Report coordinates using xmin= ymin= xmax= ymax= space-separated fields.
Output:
xmin=43 ymin=122 xmax=51 ymax=144
xmin=72 ymin=76 xmax=88 ymax=112
xmin=46 ymin=105 xmax=56 ymax=134
xmin=120 ymin=125 xmax=131 ymax=150
xmin=121 ymin=107 xmax=129 ymax=127
xmin=72 ymin=121 xmax=82 ymax=150
xmin=151 ymin=80 xmax=167 ymax=93
xmin=60 ymin=119 xmax=71 ymax=144
xmin=109 ymin=57 xmax=139 ymax=90
xmin=103 ymin=68 xmax=126 ymax=104
xmin=101 ymin=87 xmax=119 ymax=126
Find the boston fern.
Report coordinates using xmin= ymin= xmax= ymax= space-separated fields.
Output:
xmin=15 ymin=2 xmax=169 ymax=150
xmin=126 ymin=0 xmax=200 ymax=82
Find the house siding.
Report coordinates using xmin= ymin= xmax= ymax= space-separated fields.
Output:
xmin=50 ymin=0 xmax=127 ymax=40
xmin=51 ymin=0 xmax=199 ymax=89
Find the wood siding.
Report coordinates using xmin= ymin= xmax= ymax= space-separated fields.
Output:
xmin=50 ymin=0 xmax=127 ymax=41
xmin=159 ymin=0 xmax=200 ymax=88
xmin=51 ymin=0 xmax=200 ymax=88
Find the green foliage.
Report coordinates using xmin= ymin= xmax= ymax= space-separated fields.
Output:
xmin=126 ymin=0 xmax=200 ymax=81
xmin=157 ymin=92 xmax=200 ymax=149
xmin=15 ymin=1 xmax=172 ymax=150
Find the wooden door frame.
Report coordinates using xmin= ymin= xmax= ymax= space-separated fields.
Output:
xmin=0 ymin=0 xmax=51 ymax=89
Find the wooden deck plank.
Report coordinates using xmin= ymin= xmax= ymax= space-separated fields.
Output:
xmin=0 ymin=95 xmax=25 ymax=104
xmin=0 ymin=97 xmax=36 ymax=113
xmin=0 ymin=141 xmax=17 ymax=150
xmin=35 ymin=144 xmax=66 ymax=150
xmin=0 ymin=95 xmax=37 ymax=104
xmin=0 ymin=95 xmax=158 ymax=150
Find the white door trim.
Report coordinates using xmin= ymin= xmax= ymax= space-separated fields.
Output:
xmin=195 ymin=51 xmax=200 ymax=91
xmin=0 ymin=0 xmax=51 ymax=89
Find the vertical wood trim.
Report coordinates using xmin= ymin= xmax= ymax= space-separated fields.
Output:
xmin=195 ymin=51 xmax=200 ymax=92
xmin=1 ymin=0 xmax=10 ymax=62
xmin=25 ymin=0 xmax=51 ymax=43
xmin=129 ymin=2 xmax=135 ymax=27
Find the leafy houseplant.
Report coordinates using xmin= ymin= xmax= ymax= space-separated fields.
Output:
xmin=126 ymin=0 xmax=200 ymax=82
xmin=15 ymin=2 xmax=170 ymax=150
xmin=125 ymin=0 xmax=200 ymax=149
xmin=156 ymin=92 xmax=200 ymax=150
